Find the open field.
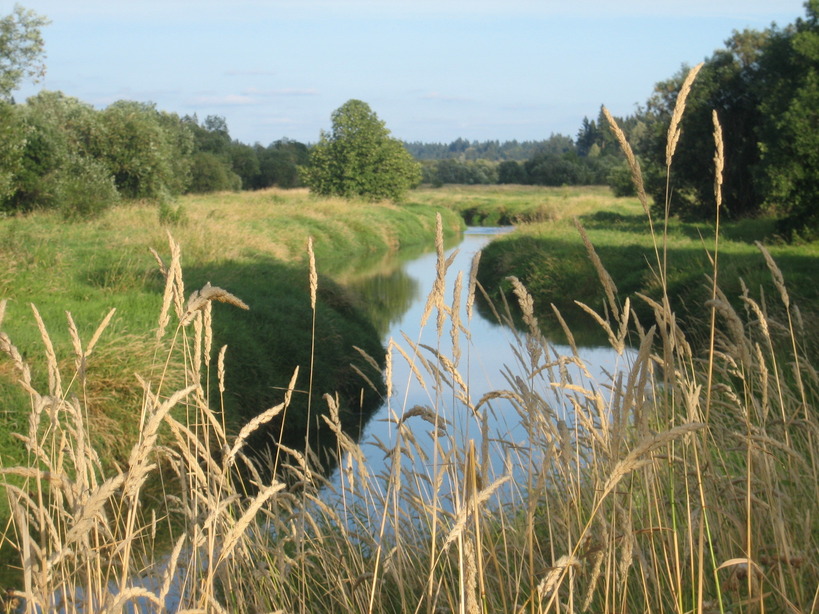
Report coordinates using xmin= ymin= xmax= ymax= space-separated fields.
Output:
xmin=0 ymin=190 xmax=462 ymax=545
xmin=1 ymin=182 xmax=818 ymax=612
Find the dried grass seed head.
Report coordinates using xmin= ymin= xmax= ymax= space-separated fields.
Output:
xmin=666 ymin=62 xmax=704 ymax=167
xmin=181 ymin=282 xmax=249 ymax=326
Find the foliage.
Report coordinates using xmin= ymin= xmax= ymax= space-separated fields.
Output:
xmin=303 ymin=99 xmax=421 ymax=201
xmin=640 ymin=30 xmax=768 ymax=220
xmin=497 ymin=159 xmax=528 ymax=184
xmin=5 ymin=91 xmax=96 ymax=211
xmin=53 ymin=154 xmax=120 ymax=219
xmin=606 ymin=163 xmax=637 ymax=197
xmin=405 ymin=137 xmax=565 ymax=161
xmin=2 ymin=93 xmax=196 ymax=211
xmin=94 ymin=100 xmax=192 ymax=199
xmin=633 ymin=1 xmax=819 ymax=237
xmin=0 ymin=101 xmax=26 ymax=203
xmin=227 ymin=141 xmax=260 ymax=187
xmin=247 ymin=139 xmax=309 ymax=189
xmin=421 ymin=158 xmax=498 ymax=186
xmin=758 ymin=0 xmax=819 ymax=238
xmin=0 ymin=4 xmax=49 ymax=100
xmin=188 ymin=151 xmax=241 ymax=193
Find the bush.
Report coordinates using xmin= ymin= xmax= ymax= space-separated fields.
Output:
xmin=607 ymin=164 xmax=637 ymax=197
xmin=53 ymin=156 xmax=120 ymax=220
xmin=188 ymin=151 xmax=242 ymax=193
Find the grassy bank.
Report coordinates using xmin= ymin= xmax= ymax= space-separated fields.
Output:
xmin=0 ymin=189 xmax=462 ymax=532
xmin=470 ymin=187 xmax=819 ymax=348
xmin=412 ymin=184 xmax=616 ymax=226
xmin=1 ymin=211 xmax=816 ymax=612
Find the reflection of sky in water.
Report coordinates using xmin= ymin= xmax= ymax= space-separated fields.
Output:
xmin=327 ymin=227 xmax=638 ymax=508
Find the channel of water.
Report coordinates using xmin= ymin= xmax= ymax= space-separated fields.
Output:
xmin=72 ymin=226 xmax=634 ymax=613
xmin=324 ymin=226 xmax=636 ymax=503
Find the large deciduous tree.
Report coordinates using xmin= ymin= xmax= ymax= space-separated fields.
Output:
xmin=636 ymin=1 xmax=819 ymax=237
xmin=757 ymin=0 xmax=819 ymax=238
xmin=303 ymin=99 xmax=420 ymax=201
xmin=94 ymin=100 xmax=192 ymax=199
xmin=640 ymin=29 xmax=769 ymax=221
xmin=0 ymin=4 xmax=49 ymax=100
xmin=0 ymin=4 xmax=48 ymax=202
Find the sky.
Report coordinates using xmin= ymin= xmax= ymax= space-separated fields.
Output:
xmin=6 ymin=0 xmax=809 ymax=146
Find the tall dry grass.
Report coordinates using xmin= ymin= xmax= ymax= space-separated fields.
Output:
xmin=1 ymin=64 xmax=817 ymax=613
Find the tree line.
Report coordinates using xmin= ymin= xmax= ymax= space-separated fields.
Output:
xmin=636 ymin=0 xmax=819 ymax=239
xmin=0 ymin=90 xmax=309 ymax=218
xmin=412 ymin=125 xmax=638 ymax=192
xmin=1 ymin=1 xmax=817 ymax=237
xmin=410 ymin=1 xmax=819 ymax=238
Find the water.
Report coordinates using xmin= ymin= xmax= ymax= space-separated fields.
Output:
xmin=327 ymin=226 xmax=636 ymax=501
xmin=30 ymin=227 xmax=632 ymax=613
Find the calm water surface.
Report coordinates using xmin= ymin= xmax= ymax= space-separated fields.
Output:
xmin=329 ymin=227 xmax=635 ymax=493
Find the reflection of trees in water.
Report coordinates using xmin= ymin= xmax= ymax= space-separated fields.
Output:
xmin=472 ymin=280 xmax=612 ymax=348
xmin=183 ymin=257 xmax=386 ymax=483
xmin=333 ymin=234 xmax=463 ymax=338
xmin=345 ymin=268 xmax=419 ymax=337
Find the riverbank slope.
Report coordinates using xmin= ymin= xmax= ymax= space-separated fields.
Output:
xmin=431 ymin=185 xmax=819 ymax=348
xmin=0 ymin=188 xmax=462 ymax=518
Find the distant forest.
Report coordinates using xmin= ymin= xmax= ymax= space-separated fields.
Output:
xmin=1 ymin=1 xmax=816 ymax=235
xmin=404 ymin=139 xmax=551 ymax=161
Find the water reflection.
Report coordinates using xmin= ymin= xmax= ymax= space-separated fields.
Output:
xmin=321 ymin=226 xmax=640 ymax=509
xmin=343 ymin=268 xmax=418 ymax=337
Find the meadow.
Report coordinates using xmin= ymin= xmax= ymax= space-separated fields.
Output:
xmin=1 ymin=128 xmax=818 ymax=611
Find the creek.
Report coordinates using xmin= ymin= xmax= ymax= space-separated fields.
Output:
xmin=327 ymin=226 xmax=636 ymax=497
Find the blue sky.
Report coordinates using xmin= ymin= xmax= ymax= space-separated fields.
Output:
xmin=7 ymin=0 xmax=808 ymax=145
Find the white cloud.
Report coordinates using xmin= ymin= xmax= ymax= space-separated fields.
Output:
xmin=188 ymin=94 xmax=259 ymax=106
xmin=420 ymin=92 xmax=473 ymax=103
xmin=241 ymin=87 xmax=320 ymax=97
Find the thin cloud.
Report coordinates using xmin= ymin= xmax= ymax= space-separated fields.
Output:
xmin=242 ymin=87 xmax=320 ymax=97
xmin=189 ymin=94 xmax=259 ymax=106
xmin=420 ymin=92 xmax=473 ymax=103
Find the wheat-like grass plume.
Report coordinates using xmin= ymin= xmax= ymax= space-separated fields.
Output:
xmin=712 ymin=110 xmax=724 ymax=208
xmin=602 ymin=106 xmax=650 ymax=216
xmin=181 ymin=282 xmax=249 ymax=326
xmin=308 ymin=236 xmax=318 ymax=311
xmin=666 ymin=62 xmax=704 ymax=167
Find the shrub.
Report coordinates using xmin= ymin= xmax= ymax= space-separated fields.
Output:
xmin=54 ymin=155 xmax=120 ymax=220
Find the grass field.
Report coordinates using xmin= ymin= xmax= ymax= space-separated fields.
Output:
xmin=1 ymin=139 xmax=818 ymax=610
xmin=0 ymin=190 xmax=462 ymax=585
xmin=463 ymin=186 xmax=819 ymax=349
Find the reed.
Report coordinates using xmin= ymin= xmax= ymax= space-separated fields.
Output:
xmin=1 ymin=89 xmax=817 ymax=614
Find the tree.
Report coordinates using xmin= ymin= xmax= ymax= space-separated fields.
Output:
xmin=1 ymin=91 xmax=120 ymax=217
xmin=93 ymin=100 xmax=192 ymax=199
xmin=302 ymin=99 xmax=421 ymax=201
xmin=640 ymin=30 xmax=769 ymax=220
xmin=0 ymin=4 xmax=49 ymax=100
xmin=8 ymin=91 xmax=92 ymax=210
xmin=634 ymin=1 xmax=819 ymax=236
xmin=188 ymin=151 xmax=240 ymax=193
xmin=498 ymin=160 xmax=528 ymax=184
xmin=757 ymin=0 xmax=819 ymax=238
xmin=0 ymin=101 xmax=26 ymax=203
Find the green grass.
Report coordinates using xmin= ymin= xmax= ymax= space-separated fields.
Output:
xmin=473 ymin=191 xmax=819 ymax=347
xmin=1 ymin=178 xmax=817 ymax=612
xmin=0 ymin=189 xmax=462 ymax=547
xmin=412 ymin=183 xmax=617 ymax=226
